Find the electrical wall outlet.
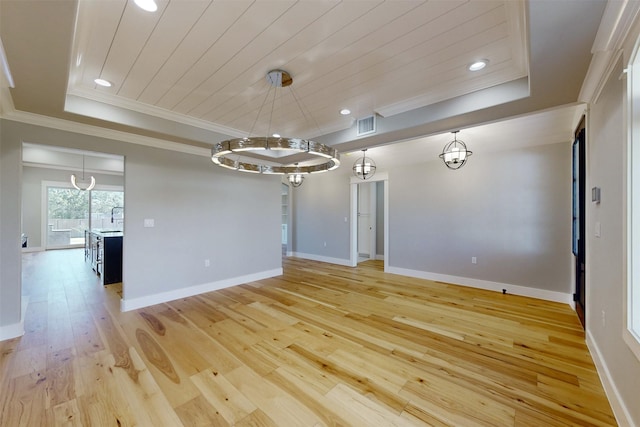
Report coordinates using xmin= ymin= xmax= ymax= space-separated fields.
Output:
xmin=204 ymin=259 xmax=210 ymax=267
xmin=472 ymin=256 xmax=477 ymax=264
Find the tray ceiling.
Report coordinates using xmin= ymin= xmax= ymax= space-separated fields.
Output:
xmin=68 ymin=0 xmax=528 ymax=140
xmin=1 ymin=0 xmax=609 ymax=163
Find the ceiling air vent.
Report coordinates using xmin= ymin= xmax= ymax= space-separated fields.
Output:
xmin=357 ymin=115 xmax=376 ymax=136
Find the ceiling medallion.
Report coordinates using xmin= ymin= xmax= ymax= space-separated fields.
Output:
xmin=211 ymin=70 xmax=340 ymax=176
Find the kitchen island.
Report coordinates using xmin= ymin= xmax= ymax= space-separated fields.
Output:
xmin=85 ymin=229 xmax=123 ymax=285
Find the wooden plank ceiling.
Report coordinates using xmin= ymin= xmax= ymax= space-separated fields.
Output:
xmin=69 ymin=0 xmax=527 ymax=140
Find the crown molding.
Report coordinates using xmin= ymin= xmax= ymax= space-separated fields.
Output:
xmin=375 ymin=69 xmax=528 ymax=119
xmin=66 ymin=87 xmax=245 ymax=138
xmin=1 ymin=108 xmax=210 ymax=158
xmin=579 ymin=0 xmax=640 ymax=103
xmin=22 ymin=162 xmax=124 ymax=176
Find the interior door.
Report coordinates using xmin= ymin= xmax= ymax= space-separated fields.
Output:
xmin=573 ymin=119 xmax=586 ymax=328
xmin=357 ymin=183 xmax=371 ymax=258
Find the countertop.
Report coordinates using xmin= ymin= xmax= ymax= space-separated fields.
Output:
xmin=90 ymin=229 xmax=124 ymax=238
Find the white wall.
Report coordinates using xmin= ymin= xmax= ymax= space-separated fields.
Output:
xmin=586 ymin=54 xmax=640 ymax=425
xmin=0 ymin=119 xmax=283 ymax=337
xmin=21 ymin=166 xmax=124 ymax=248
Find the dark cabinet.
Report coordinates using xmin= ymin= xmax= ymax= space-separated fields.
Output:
xmin=85 ymin=230 xmax=123 ymax=285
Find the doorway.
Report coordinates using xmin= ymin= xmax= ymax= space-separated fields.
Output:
xmin=572 ymin=118 xmax=586 ymax=328
xmin=357 ymin=181 xmax=377 ymax=262
xmin=281 ymin=183 xmax=290 ymax=256
xmin=350 ymin=173 xmax=388 ymax=268
xmin=21 ymin=144 xmax=124 ymax=252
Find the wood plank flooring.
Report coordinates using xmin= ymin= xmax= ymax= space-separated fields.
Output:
xmin=0 ymin=249 xmax=617 ymax=426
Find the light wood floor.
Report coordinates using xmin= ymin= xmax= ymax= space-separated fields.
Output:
xmin=0 ymin=249 xmax=617 ymax=426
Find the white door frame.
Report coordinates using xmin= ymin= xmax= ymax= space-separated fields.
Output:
xmin=349 ymin=172 xmax=389 ymax=270
xmin=356 ymin=181 xmax=376 ymax=260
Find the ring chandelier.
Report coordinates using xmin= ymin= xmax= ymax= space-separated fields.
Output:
xmin=211 ymin=136 xmax=340 ymax=175
xmin=211 ymin=70 xmax=340 ymax=176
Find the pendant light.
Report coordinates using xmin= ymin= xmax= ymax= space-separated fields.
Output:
xmin=288 ymin=163 xmax=304 ymax=187
xmin=71 ymin=155 xmax=96 ymax=191
xmin=352 ymin=149 xmax=376 ymax=180
xmin=439 ymin=131 xmax=472 ymax=170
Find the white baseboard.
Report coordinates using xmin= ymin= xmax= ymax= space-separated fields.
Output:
xmin=290 ymin=252 xmax=352 ymax=267
xmin=586 ymin=330 xmax=633 ymax=427
xmin=375 ymin=254 xmax=384 ymax=261
xmin=120 ymin=268 xmax=283 ymax=312
xmin=386 ymin=266 xmax=573 ymax=305
xmin=22 ymin=246 xmax=44 ymax=253
xmin=0 ymin=296 xmax=28 ymax=341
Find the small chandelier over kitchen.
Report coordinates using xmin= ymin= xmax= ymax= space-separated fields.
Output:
xmin=439 ymin=131 xmax=472 ymax=170
xmin=211 ymin=70 xmax=340 ymax=176
xmin=70 ymin=155 xmax=96 ymax=191
xmin=352 ymin=149 xmax=376 ymax=180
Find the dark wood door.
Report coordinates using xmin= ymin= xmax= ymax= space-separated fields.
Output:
xmin=573 ymin=120 xmax=586 ymax=328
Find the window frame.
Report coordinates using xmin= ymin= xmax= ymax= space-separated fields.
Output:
xmin=40 ymin=180 xmax=124 ymax=250
xmin=625 ymin=35 xmax=640 ymax=362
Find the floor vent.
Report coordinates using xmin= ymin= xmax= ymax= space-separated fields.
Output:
xmin=357 ymin=115 xmax=376 ymax=136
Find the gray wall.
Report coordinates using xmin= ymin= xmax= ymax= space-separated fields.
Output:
xmin=587 ymin=56 xmax=640 ymax=425
xmin=22 ymin=166 xmax=124 ymax=248
xmin=123 ymin=147 xmax=280 ymax=300
xmin=292 ymin=170 xmax=351 ymax=260
xmin=376 ymin=180 xmax=384 ymax=257
xmin=0 ymin=119 xmax=22 ymax=330
xmin=0 ymin=120 xmax=282 ymax=331
xmin=292 ymin=142 xmax=572 ymax=294
xmin=390 ymin=143 xmax=572 ymax=292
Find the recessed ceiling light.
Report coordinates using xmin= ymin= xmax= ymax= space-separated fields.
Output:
xmin=94 ymin=78 xmax=112 ymax=87
xmin=340 ymin=109 xmax=351 ymax=115
xmin=468 ymin=60 xmax=488 ymax=71
xmin=134 ymin=0 xmax=158 ymax=12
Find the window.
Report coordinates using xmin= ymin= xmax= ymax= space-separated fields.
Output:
xmin=91 ymin=190 xmax=124 ymax=231
xmin=626 ymin=36 xmax=640 ymax=361
xmin=46 ymin=186 xmax=89 ymax=248
xmin=44 ymin=182 xmax=124 ymax=249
